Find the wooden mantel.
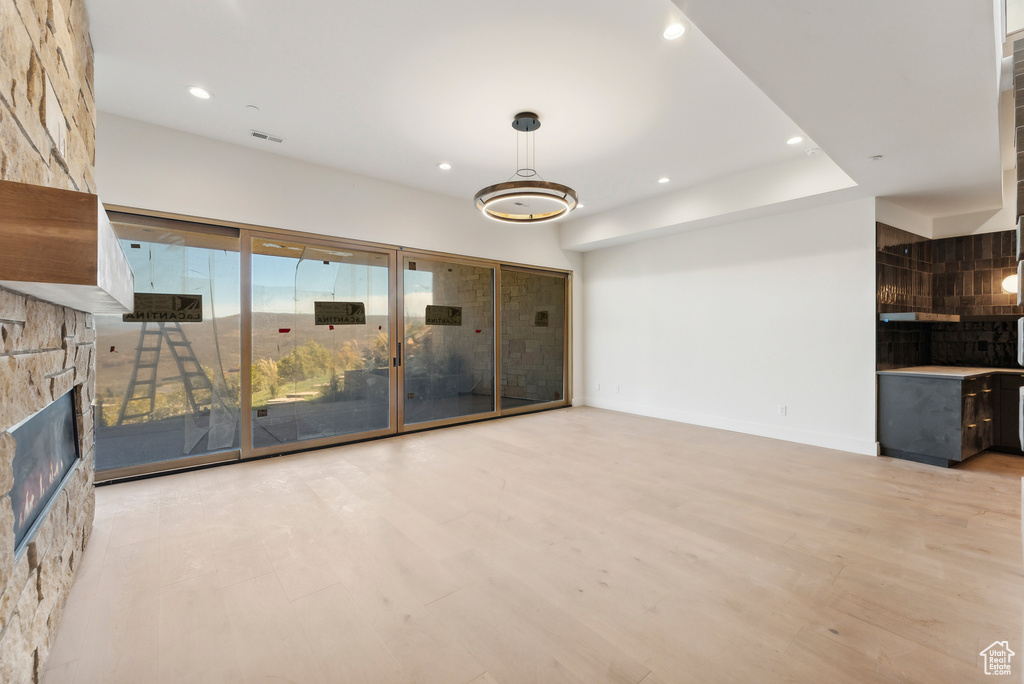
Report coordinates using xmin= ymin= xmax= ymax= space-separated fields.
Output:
xmin=0 ymin=179 xmax=133 ymax=313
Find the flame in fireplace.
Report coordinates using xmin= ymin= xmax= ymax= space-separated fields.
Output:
xmin=14 ymin=448 xmax=71 ymax=532
xmin=10 ymin=390 xmax=79 ymax=546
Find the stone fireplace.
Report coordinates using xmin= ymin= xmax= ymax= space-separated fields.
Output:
xmin=0 ymin=181 xmax=132 ymax=684
xmin=1 ymin=0 xmax=135 ymax=679
xmin=0 ymin=290 xmax=101 ymax=683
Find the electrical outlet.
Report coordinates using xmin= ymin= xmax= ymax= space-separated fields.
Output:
xmin=613 ymin=384 xmax=620 ymax=393
xmin=778 ymin=405 xmax=787 ymax=416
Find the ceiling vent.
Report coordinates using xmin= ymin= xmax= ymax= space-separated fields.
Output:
xmin=250 ymin=130 xmax=284 ymax=143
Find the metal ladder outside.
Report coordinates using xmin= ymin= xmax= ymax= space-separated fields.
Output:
xmin=115 ymin=321 xmax=214 ymax=425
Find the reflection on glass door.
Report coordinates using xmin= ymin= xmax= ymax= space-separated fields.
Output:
xmin=93 ymin=212 xmax=571 ymax=480
xmin=251 ymin=238 xmax=391 ymax=448
xmin=500 ymin=269 xmax=566 ymax=409
xmin=402 ymin=257 xmax=495 ymax=425
xmin=95 ymin=223 xmax=241 ymax=474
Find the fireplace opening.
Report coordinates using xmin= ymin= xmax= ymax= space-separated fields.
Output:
xmin=9 ymin=388 xmax=81 ymax=555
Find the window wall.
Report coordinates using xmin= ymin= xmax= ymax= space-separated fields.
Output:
xmin=93 ymin=215 xmax=570 ymax=480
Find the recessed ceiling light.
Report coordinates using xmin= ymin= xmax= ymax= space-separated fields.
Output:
xmin=437 ymin=162 xmax=452 ymax=171
xmin=663 ymin=23 xmax=686 ymax=40
xmin=188 ymin=86 xmax=212 ymax=100
xmin=658 ymin=177 xmax=671 ymax=184
xmin=787 ymin=136 xmax=804 ymax=145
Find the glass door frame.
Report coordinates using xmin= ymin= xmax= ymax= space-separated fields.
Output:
xmin=397 ymin=250 xmax=502 ymax=433
xmin=95 ymin=208 xmax=572 ymax=481
xmin=242 ymin=229 xmax=400 ymax=460
xmin=497 ymin=265 xmax=573 ymax=418
xmin=98 ymin=212 xmax=245 ymax=481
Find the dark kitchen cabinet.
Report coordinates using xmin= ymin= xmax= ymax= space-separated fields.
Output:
xmin=996 ymin=373 xmax=1024 ymax=454
xmin=960 ymin=374 xmax=994 ymax=458
xmin=878 ymin=372 xmax=999 ymax=467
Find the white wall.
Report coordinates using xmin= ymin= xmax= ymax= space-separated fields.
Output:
xmin=582 ymin=197 xmax=878 ymax=455
xmin=875 ymin=168 xmax=1016 ymax=242
xmin=875 ymin=198 xmax=933 ymax=239
xmin=95 ymin=113 xmax=585 ymax=402
xmin=931 ymin=169 xmax=1016 ymax=238
xmin=560 ymin=154 xmax=858 ymax=251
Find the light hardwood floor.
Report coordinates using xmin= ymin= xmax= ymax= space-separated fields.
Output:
xmin=40 ymin=407 xmax=1023 ymax=683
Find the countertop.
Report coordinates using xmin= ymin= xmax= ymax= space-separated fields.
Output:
xmin=877 ymin=365 xmax=1024 ymax=379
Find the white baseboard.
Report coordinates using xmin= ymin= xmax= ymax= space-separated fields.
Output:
xmin=580 ymin=396 xmax=877 ymax=456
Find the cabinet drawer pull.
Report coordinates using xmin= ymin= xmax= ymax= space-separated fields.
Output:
xmin=983 ymin=389 xmax=993 ymax=393
xmin=984 ymin=418 xmax=992 ymax=422
xmin=966 ymin=393 xmax=977 ymax=397
xmin=967 ymin=424 xmax=977 ymax=428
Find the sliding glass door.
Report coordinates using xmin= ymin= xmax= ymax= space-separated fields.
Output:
xmin=401 ymin=255 xmax=497 ymax=427
xmin=94 ymin=214 xmax=569 ymax=480
xmin=94 ymin=221 xmax=241 ymax=478
xmin=249 ymin=236 xmax=395 ymax=452
xmin=500 ymin=269 xmax=568 ymax=412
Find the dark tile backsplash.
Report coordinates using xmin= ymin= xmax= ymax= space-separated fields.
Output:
xmin=876 ymin=322 xmax=931 ymax=370
xmin=876 ymin=223 xmax=1023 ymax=369
xmin=877 ymin=223 xmax=932 ymax=313
xmin=932 ymin=231 xmax=1018 ymax=315
xmin=931 ymin=321 xmax=1019 ymax=367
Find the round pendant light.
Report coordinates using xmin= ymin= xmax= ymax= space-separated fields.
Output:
xmin=474 ymin=112 xmax=578 ymax=224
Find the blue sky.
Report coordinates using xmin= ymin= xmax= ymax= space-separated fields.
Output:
xmin=120 ymin=240 xmax=406 ymax=317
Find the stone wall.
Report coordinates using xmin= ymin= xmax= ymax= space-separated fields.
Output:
xmin=0 ymin=0 xmax=95 ymax=193
xmin=0 ymin=288 xmax=96 ymax=683
xmin=0 ymin=0 xmax=97 ymax=680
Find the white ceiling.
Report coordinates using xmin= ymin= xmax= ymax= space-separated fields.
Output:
xmin=85 ymin=0 xmax=1004 ymax=229
xmin=675 ymin=0 xmax=1005 ymax=219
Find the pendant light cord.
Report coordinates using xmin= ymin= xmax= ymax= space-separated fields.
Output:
xmin=511 ymin=126 xmax=543 ymax=181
